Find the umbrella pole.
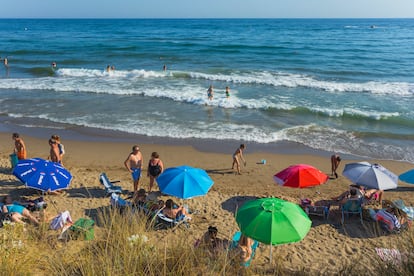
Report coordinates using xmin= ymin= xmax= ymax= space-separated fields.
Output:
xmin=269 ymin=245 xmax=272 ymax=263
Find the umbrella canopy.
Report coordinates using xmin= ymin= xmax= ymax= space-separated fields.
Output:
xmin=235 ymin=197 xmax=311 ymax=245
xmin=399 ymin=169 xmax=414 ymax=184
xmin=13 ymin=158 xmax=72 ymax=192
xmin=157 ymin=165 xmax=214 ymax=199
xmin=342 ymin=162 xmax=398 ymax=190
xmin=273 ymin=164 xmax=329 ymax=188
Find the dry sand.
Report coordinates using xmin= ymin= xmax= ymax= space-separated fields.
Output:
xmin=1 ymin=132 xmax=413 ymax=274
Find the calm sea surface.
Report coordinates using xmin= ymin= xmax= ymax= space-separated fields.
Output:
xmin=0 ymin=19 xmax=413 ymax=161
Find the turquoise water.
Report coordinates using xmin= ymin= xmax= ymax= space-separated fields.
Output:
xmin=0 ymin=19 xmax=413 ymax=161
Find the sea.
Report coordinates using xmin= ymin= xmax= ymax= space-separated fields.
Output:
xmin=0 ymin=18 xmax=413 ymax=162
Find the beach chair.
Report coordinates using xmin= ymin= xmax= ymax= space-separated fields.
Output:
xmin=231 ymin=231 xmax=259 ymax=267
xmin=305 ymin=205 xmax=330 ymax=220
xmin=99 ymin=172 xmax=123 ymax=196
xmin=154 ymin=211 xmax=190 ymax=230
xmin=341 ymin=198 xmax=363 ymax=225
xmin=110 ymin=193 xmax=133 ymax=214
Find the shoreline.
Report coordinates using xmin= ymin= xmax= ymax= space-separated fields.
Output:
xmin=0 ymin=120 xmax=362 ymax=160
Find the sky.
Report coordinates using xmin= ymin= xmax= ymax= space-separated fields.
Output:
xmin=0 ymin=0 xmax=413 ymax=19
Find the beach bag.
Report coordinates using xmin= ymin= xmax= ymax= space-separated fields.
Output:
xmin=9 ymin=153 xmax=18 ymax=168
xmin=149 ymin=161 xmax=161 ymax=177
xmin=69 ymin=218 xmax=95 ymax=240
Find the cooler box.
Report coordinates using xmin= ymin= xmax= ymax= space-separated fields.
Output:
xmin=9 ymin=153 xmax=18 ymax=168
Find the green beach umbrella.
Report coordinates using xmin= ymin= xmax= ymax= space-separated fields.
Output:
xmin=235 ymin=197 xmax=311 ymax=262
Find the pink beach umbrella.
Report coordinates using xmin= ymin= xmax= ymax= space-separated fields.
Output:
xmin=274 ymin=164 xmax=329 ymax=189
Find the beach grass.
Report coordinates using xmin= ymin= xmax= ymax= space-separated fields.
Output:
xmin=0 ymin=206 xmax=413 ymax=275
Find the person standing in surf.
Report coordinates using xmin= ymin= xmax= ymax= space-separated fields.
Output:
xmin=225 ymin=86 xmax=230 ymax=98
xmin=207 ymin=85 xmax=214 ymax=100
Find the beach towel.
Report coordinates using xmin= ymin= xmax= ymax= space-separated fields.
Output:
xmin=375 ymin=248 xmax=402 ymax=266
xmin=50 ymin=211 xmax=73 ymax=230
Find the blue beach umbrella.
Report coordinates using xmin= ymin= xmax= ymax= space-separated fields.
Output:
xmin=399 ymin=169 xmax=414 ymax=184
xmin=13 ymin=158 xmax=73 ymax=192
xmin=156 ymin=165 xmax=214 ymax=199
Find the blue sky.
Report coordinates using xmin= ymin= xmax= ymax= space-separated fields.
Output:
xmin=1 ymin=0 xmax=413 ymax=18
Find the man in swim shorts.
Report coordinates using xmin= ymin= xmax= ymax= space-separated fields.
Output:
xmin=12 ymin=133 xmax=27 ymax=160
xmin=124 ymin=145 xmax=144 ymax=196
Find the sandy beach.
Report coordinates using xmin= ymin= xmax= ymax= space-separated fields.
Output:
xmin=1 ymin=131 xmax=413 ymax=274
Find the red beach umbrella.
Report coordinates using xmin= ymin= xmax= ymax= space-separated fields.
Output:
xmin=273 ymin=164 xmax=329 ymax=188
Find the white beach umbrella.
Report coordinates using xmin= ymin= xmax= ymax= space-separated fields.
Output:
xmin=342 ymin=162 xmax=398 ymax=190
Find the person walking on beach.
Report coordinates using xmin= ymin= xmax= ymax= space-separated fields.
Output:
xmin=124 ymin=145 xmax=144 ymax=196
xmin=330 ymin=154 xmax=341 ymax=178
xmin=12 ymin=133 xmax=27 ymax=160
xmin=207 ymin=85 xmax=214 ymax=101
xmin=147 ymin=152 xmax=164 ymax=193
xmin=232 ymin=144 xmax=246 ymax=175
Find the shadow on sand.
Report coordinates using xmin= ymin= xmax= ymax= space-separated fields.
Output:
xmin=221 ymin=195 xmax=260 ymax=215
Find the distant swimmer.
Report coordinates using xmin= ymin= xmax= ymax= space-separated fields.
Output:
xmin=106 ymin=65 xmax=111 ymax=72
xmin=163 ymin=64 xmax=167 ymax=71
xmin=3 ymin=57 xmax=8 ymax=68
xmin=207 ymin=85 xmax=214 ymax=100
xmin=225 ymin=86 xmax=230 ymax=98
xmin=111 ymin=65 xmax=115 ymax=71
xmin=51 ymin=62 xmax=57 ymax=68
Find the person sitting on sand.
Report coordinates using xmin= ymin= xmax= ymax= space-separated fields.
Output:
xmin=372 ymin=200 xmax=410 ymax=232
xmin=2 ymin=195 xmax=39 ymax=225
xmin=162 ymin=199 xmax=191 ymax=220
xmin=195 ymin=226 xmax=225 ymax=256
xmin=133 ymin=188 xmax=147 ymax=207
xmin=333 ymin=184 xmax=383 ymax=205
xmin=363 ymin=188 xmax=384 ymax=204
xmin=237 ymin=233 xmax=254 ymax=264
xmin=232 ymin=144 xmax=246 ymax=175
xmin=332 ymin=186 xmax=362 ymax=205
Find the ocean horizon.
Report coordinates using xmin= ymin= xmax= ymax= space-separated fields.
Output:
xmin=0 ymin=18 xmax=413 ymax=162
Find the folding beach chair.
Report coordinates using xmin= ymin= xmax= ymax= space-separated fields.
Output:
xmin=154 ymin=212 xmax=190 ymax=230
xmin=99 ymin=172 xmax=123 ymax=196
xmin=341 ymin=198 xmax=363 ymax=224
xmin=305 ymin=205 xmax=330 ymax=220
